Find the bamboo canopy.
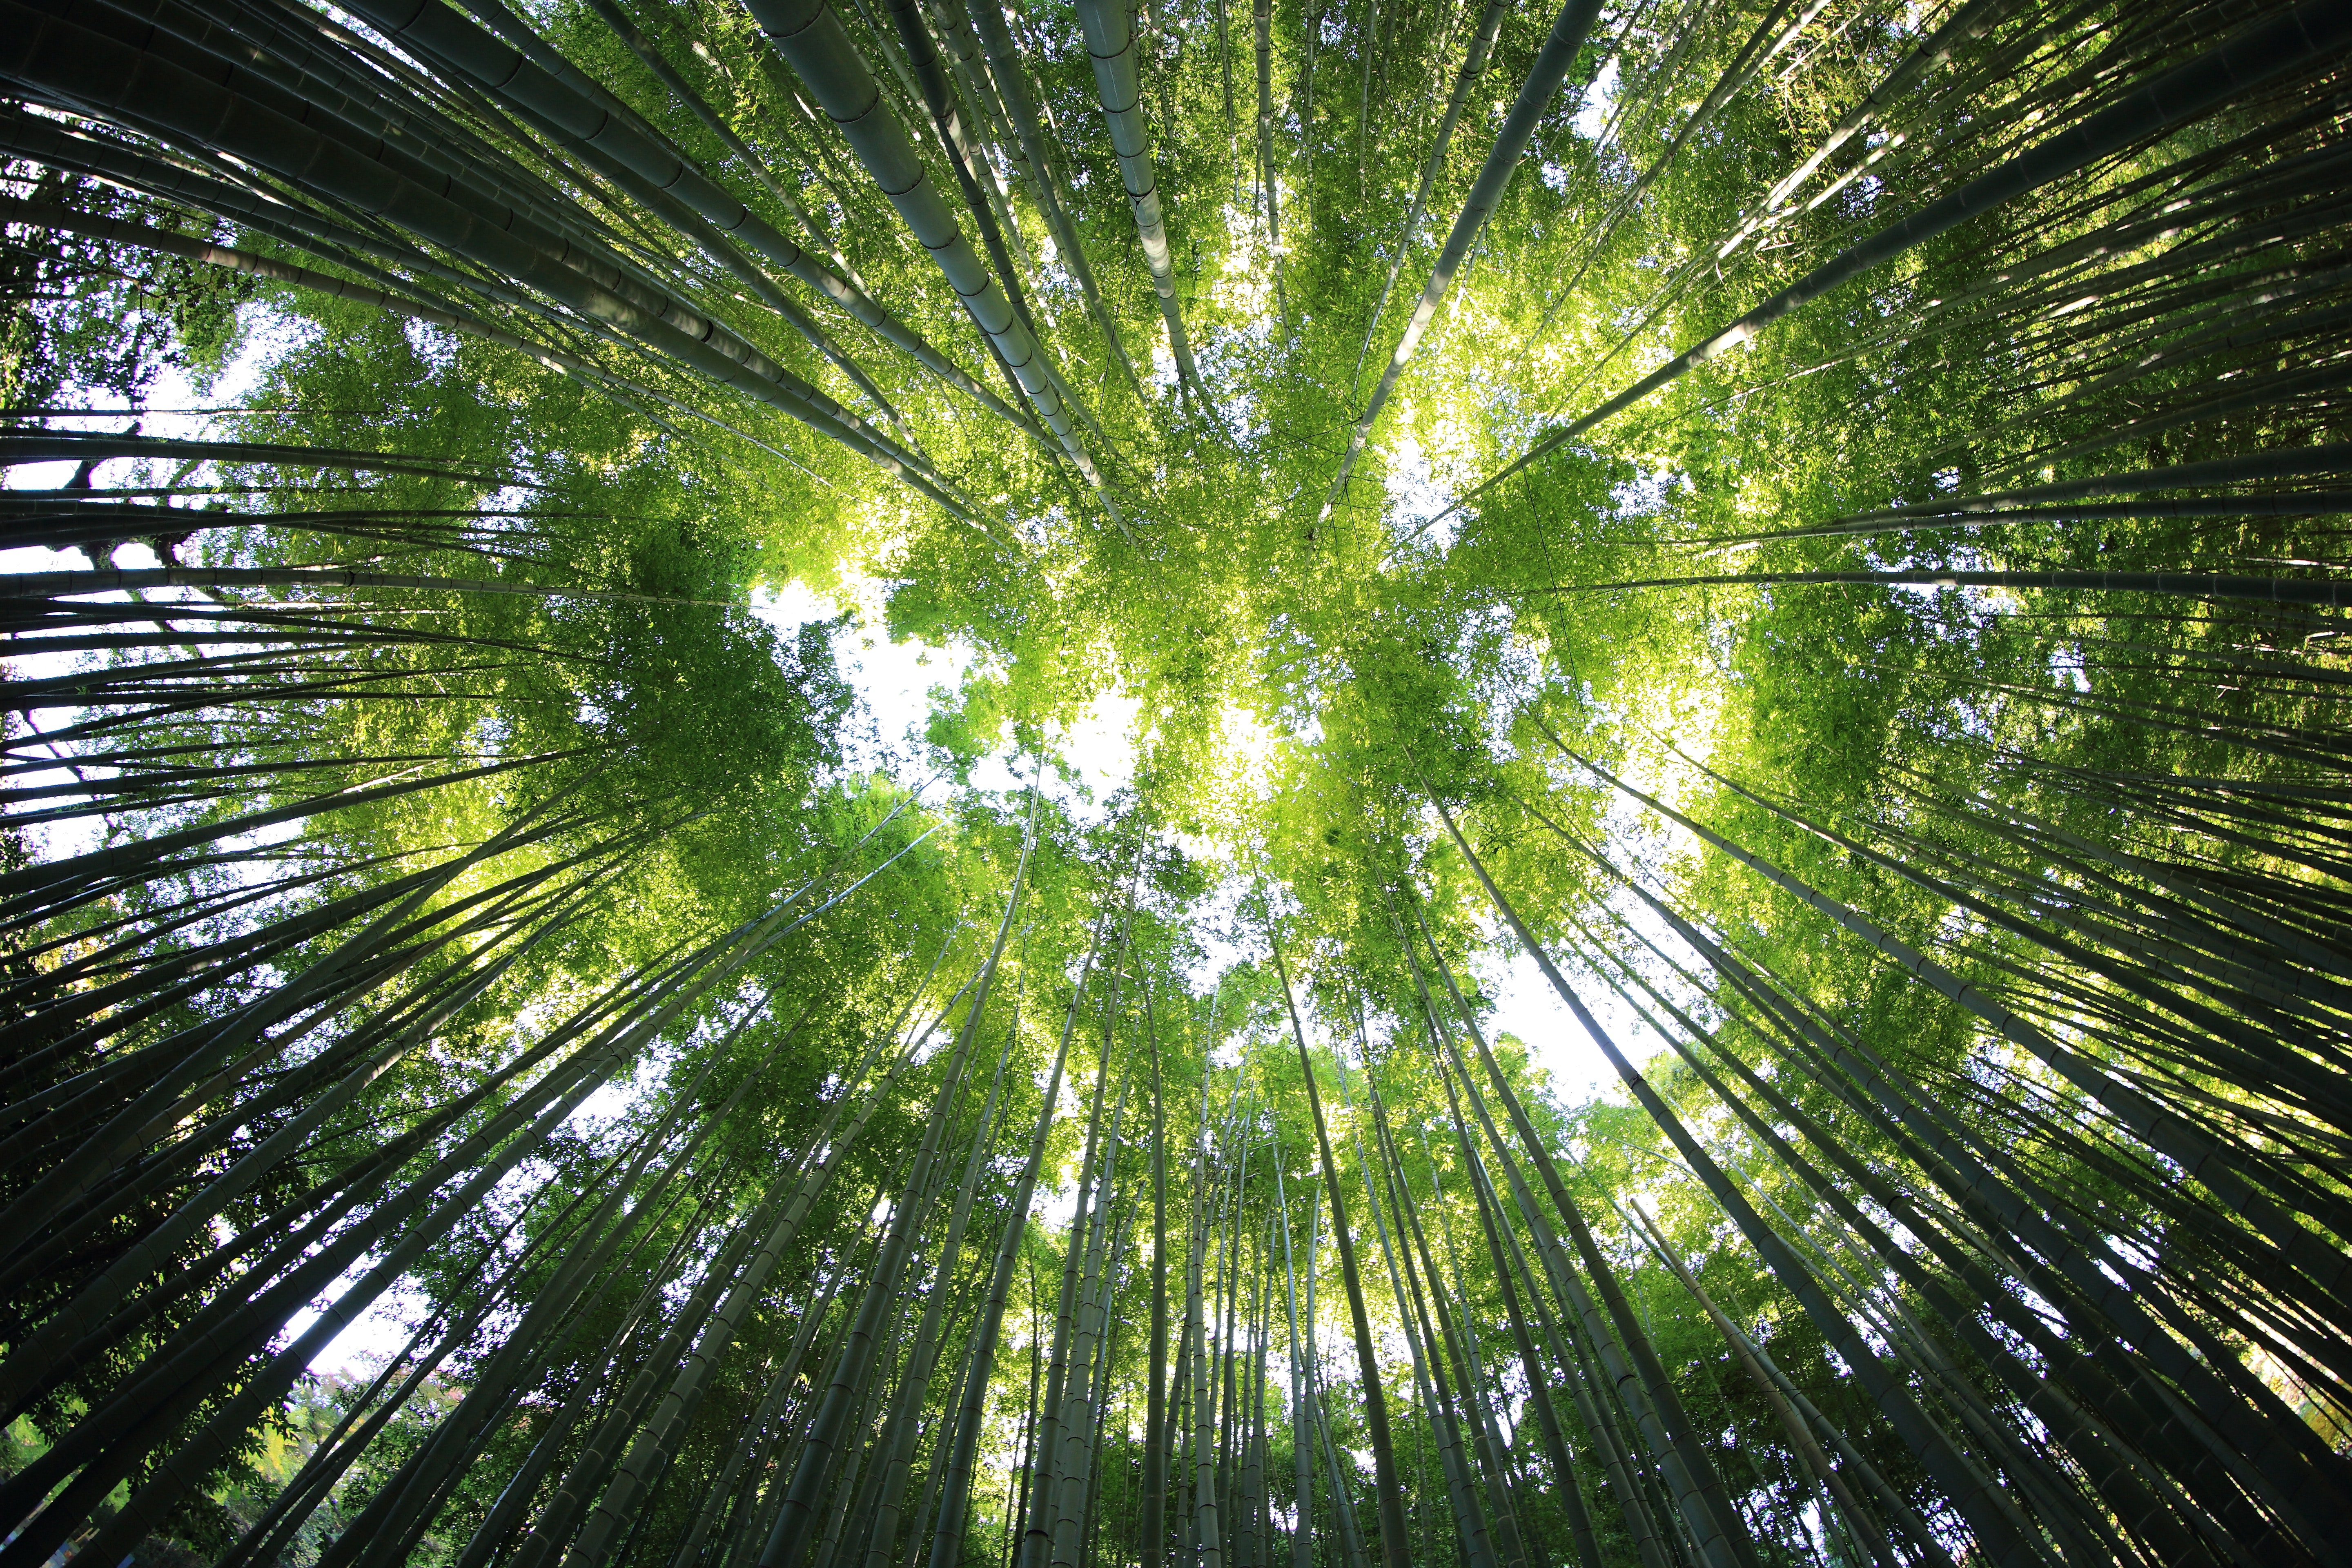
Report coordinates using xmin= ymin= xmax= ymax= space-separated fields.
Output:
xmin=0 ymin=0 xmax=2348 ymax=1565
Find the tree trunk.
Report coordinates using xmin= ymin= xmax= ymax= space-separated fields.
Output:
xmin=1269 ymin=931 xmax=1412 ymax=1568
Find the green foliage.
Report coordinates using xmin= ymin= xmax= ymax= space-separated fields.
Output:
xmin=4 ymin=2 xmax=2345 ymax=1565
xmin=1 ymin=172 xmax=253 ymax=406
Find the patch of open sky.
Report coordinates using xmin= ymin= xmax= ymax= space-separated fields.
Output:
xmin=4 ymin=350 xmax=291 ymax=859
xmin=1461 ymin=925 xmax=1619 ymax=1105
xmin=295 ymin=1268 xmax=418 ymax=1381
xmin=1 ymin=537 xmax=178 ymax=866
xmin=2 ymin=330 xmax=278 ymax=579
xmin=1570 ymin=56 xmax=1621 ymax=142
xmin=1382 ymin=430 xmax=1458 ymax=551
xmin=2053 ymin=646 xmax=2090 ymax=693
xmin=1175 ymin=874 xmax=1256 ymax=1002
xmin=301 ymin=1155 xmax=546 ymax=1376
xmin=1613 ymin=459 xmax=1684 ymax=520
xmin=10 ymin=314 xmax=282 ymax=460
xmin=1147 ymin=332 xmax=1179 ymax=396
xmin=752 ymin=576 xmax=1139 ymax=827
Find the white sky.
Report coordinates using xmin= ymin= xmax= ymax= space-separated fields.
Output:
xmin=3 ymin=366 xmax=227 ymax=858
xmin=753 ymin=578 xmax=1139 ymax=811
xmin=1572 ymin=58 xmax=1622 ymax=142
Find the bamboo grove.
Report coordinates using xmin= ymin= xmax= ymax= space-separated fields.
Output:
xmin=0 ymin=0 xmax=2348 ymax=1558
